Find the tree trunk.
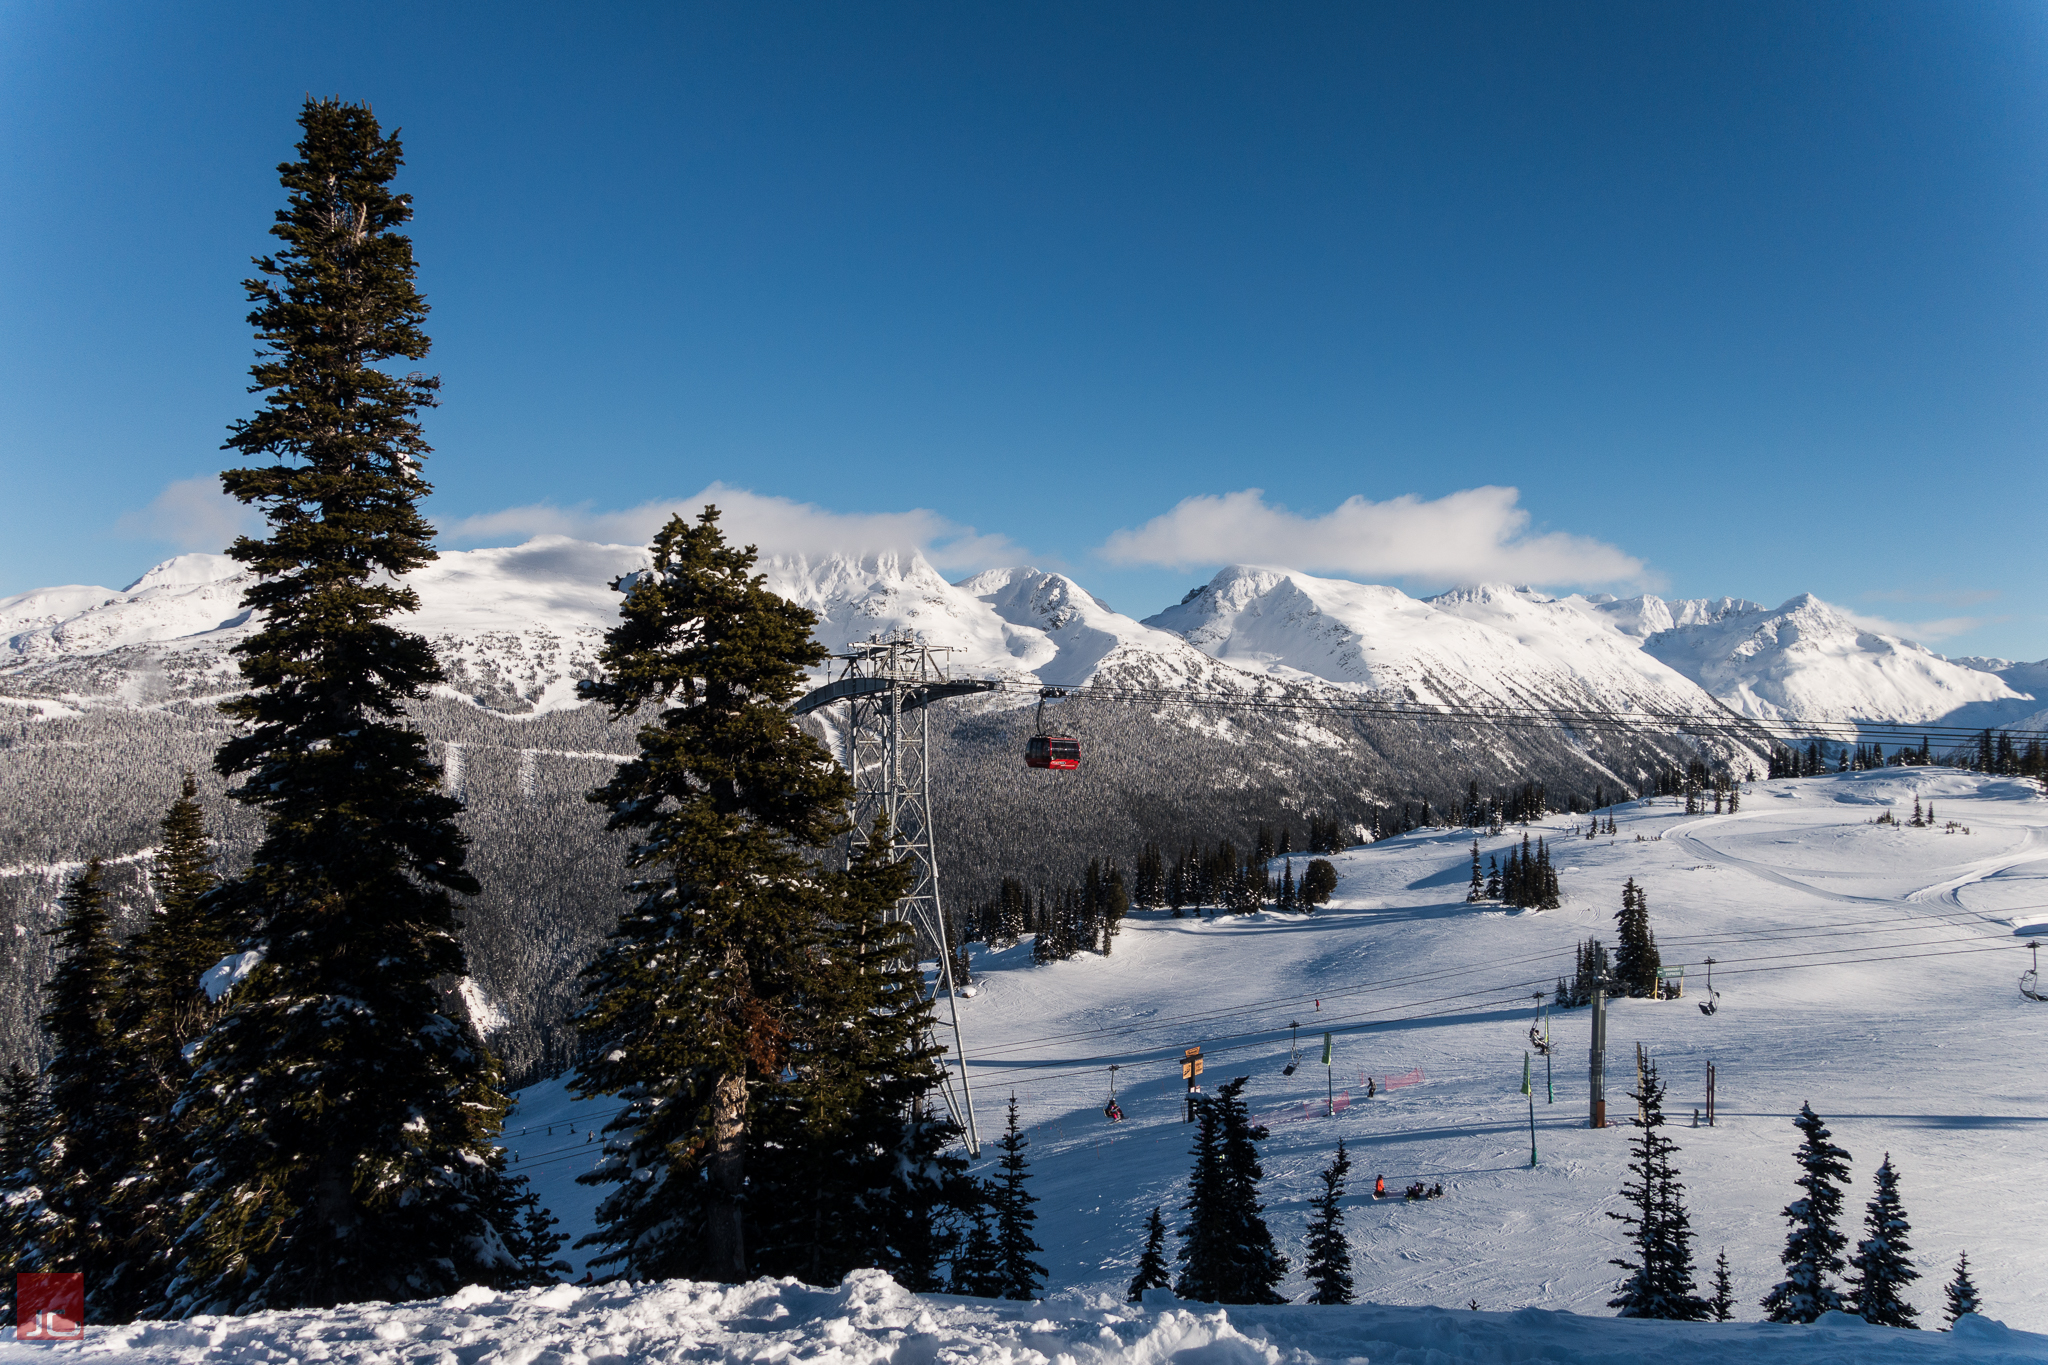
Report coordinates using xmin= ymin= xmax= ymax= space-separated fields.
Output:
xmin=704 ymin=1068 xmax=748 ymax=1280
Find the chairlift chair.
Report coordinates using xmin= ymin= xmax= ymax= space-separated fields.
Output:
xmin=1527 ymin=993 xmax=1553 ymax=1056
xmin=1698 ymin=955 xmax=1721 ymax=1016
xmin=1025 ymin=687 xmax=1080 ymax=770
xmin=1103 ymin=1064 xmax=1123 ymax=1122
xmin=1283 ymin=1021 xmax=1301 ymax=1076
xmin=2022 ymin=941 xmax=2047 ymax=1004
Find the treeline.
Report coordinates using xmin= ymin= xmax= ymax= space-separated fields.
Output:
xmin=1463 ymin=834 xmax=1562 ymax=910
xmin=963 ymin=832 xmax=1341 ymax=967
xmin=1767 ymin=731 xmax=2048 ymax=780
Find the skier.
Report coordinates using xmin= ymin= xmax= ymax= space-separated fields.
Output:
xmin=1366 ymin=1077 xmax=1377 ymax=1099
xmin=1374 ymin=1174 xmax=1387 ymax=1199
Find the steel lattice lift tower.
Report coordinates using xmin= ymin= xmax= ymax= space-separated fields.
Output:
xmin=794 ymin=631 xmax=996 ymax=1154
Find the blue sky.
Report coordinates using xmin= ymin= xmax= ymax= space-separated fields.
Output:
xmin=3 ymin=2 xmax=2044 ymax=656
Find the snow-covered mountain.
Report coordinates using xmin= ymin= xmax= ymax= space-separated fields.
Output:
xmin=5 ymin=539 xmax=2041 ymax=732
xmin=1142 ymin=569 xmax=1733 ymax=722
xmin=1629 ymin=593 xmax=2031 ymax=726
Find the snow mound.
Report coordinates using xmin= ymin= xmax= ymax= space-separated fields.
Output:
xmin=34 ymin=1270 xmax=2041 ymax=1365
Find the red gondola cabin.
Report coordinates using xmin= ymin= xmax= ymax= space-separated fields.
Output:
xmin=1026 ymin=735 xmax=1080 ymax=770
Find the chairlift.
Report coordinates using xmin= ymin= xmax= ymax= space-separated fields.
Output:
xmin=1698 ymin=955 xmax=1721 ymax=1016
xmin=1527 ymin=992 xmax=1552 ymax=1056
xmin=1283 ymin=1020 xmax=1301 ymax=1076
xmin=1103 ymin=1064 xmax=1124 ymax=1122
xmin=2022 ymin=941 xmax=2047 ymax=1004
xmin=1025 ymin=687 xmax=1080 ymax=770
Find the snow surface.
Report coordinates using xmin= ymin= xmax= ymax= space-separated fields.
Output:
xmin=11 ymin=1268 xmax=2040 ymax=1365
xmin=479 ymin=769 xmax=2048 ymax=1345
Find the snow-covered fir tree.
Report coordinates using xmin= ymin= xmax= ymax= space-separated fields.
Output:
xmin=1176 ymin=1076 xmax=1287 ymax=1304
xmin=1126 ymin=1207 xmax=1171 ymax=1302
xmin=1846 ymin=1154 xmax=1918 ymax=1328
xmin=27 ymin=859 xmax=161 ymax=1319
xmin=1761 ymin=1103 xmax=1853 ymax=1323
xmin=1606 ymin=1058 xmax=1707 ymax=1320
xmin=572 ymin=509 xmax=909 ymax=1283
xmin=0 ymin=1063 xmax=48 ymax=1323
xmin=748 ymin=825 xmax=973 ymax=1291
xmin=1943 ymin=1251 xmax=1980 ymax=1326
xmin=950 ymin=1204 xmax=1001 ymax=1298
xmin=990 ymin=1097 xmax=1045 ymax=1300
xmin=1302 ymin=1138 xmax=1354 ymax=1304
xmin=164 ymin=98 xmax=522 ymax=1316
xmin=1613 ymin=879 xmax=1661 ymax=998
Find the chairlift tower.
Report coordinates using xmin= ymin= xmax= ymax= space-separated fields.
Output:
xmin=794 ymin=631 xmax=997 ymax=1154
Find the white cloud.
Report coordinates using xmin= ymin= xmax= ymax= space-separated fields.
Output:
xmin=113 ymin=476 xmax=264 ymax=552
xmin=438 ymin=483 xmax=1025 ymax=573
xmin=1098 ymin=487 xmax=1648 ymax=587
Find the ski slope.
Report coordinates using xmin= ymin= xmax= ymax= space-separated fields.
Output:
xmin=507 ymin=768 xmax=2048 ymax=1337
xmin=29 ymin=768 xmax=2048 ymax=1363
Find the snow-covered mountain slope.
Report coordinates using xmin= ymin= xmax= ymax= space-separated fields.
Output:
xmin=500 ymin=768 xmax=2048 ymax=1334
xmin=1635 ymin=594 xmax=2031 ymax=725
xmin=1142 ymin=568 xmax=1734 ymax=720
xmin=8 ymin=541 xmax=2044 ymax=732
xmin=1583 ymin=592 xmax=1765 ymax=641
xmin=20 ymin=1263 xmax=2037 ymax=1365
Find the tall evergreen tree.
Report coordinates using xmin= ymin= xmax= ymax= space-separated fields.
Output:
xmin=573 ymin=508 xmax=880 ymax=1283
xmin=125 ymin=774 xmax=227 ymax=1105
xmin=1942 ymin=1251 xmax=1979 ymax=1326
xmin=164 ymin=99 xmax=518 ymax=1316
xmin=1176 ymin=1077 xmax=1287 ymax=1304
xmin=749 ymin=826 xmax=968 ymax=1291
xmin=1606 ymin=1059 xmax=1707 ymax=1320
xmin=950 ymin=1200 xmax=1002 ymax=1298
xmin=21 ymin=860 xmax=160 ymax=1318
xmin=990 ymin=1097 xmax=1045 ymax=1300
xmin=1709 ymin=1250 xmax=1736 ymax=1322
xmin=1302 ymin=1138 xmax=1354 ymax=1304
xmin=1847 ymin=1155 xmax=1919 ymax=1328
xmin=1466 ymin=842 xmax=1484 ymax=903
xmin=0 ymin=1063 xmax=49 ymax=1322
xmin=1127 ymin=1206 xmax=1171 ymax=1303
xmin=1761 ymin=1103 xmax=1853 ymax=1323
xmin=1612 ymin=879 xmax=1661 ymax=998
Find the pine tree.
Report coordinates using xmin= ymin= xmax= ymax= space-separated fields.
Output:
xmin=1301 ymin=859 xmax=1337 ymax=907
xmin=990 ymin=1097 xmax=1045 ymax=1300
xmin=1709 ymin=1250 xmax=1736 ymax=1321
xmin=164 ymin=100 xmax=518 ymax=1315
xmin=1302 ymin=1138 xmax=1354 ymax=1304
xmin=16 ymin=860 xmax=166 ymax=1319
xmin=1942 ymin=1251 xmax=1979 ymax=1326
xmin=1761 ymin=1103 xmax=1853 ymax=1323
xmin=1126 ymin=1206 xmax=1171 ymax=1302
xmin=748 ymin=826 xmax=968 ymax=1291
xmin=0 ymin=1063 xmax=49 ymax=1314
xmin=125 ymin=775 xmax=227 ymax=1104
xmin=1607 ymin=1059 xmax=1708 ymax=1320
xmin=1466 ymin=841 xmax=1483 ymax=903
xmin=1176 ymin=1077 xmax=1286 ymax=1304
xmin=950 ymin=1200 xmax=1002 ymax=1297
xmin=497 ymin=1176 xmax=570 ymax=1287
xmin=572 ymin=508 xmax=879 ymax=1283
xmin=1847 ymin=1154 xmax=1919 ymax=1328
xmin=1613 ymin=879 xmax=1661 ymax=998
